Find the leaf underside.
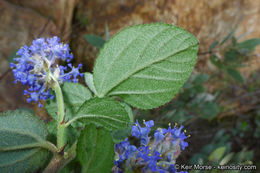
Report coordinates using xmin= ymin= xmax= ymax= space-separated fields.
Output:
xmin=77 ymin=124 xmax=114 ymax=173
xmin=75 ymin=97 xmax=130 ymax=131
xmin=93 ymin=23 xmax=199 ymax=109
xmin=0 ymin=110 xmax=49 ymax=173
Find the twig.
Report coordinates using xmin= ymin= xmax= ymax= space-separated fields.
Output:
xmin=43 ymin=142 xmax=77 ymax=173
xmin=198 ymin=51 xmax=216 ymax=55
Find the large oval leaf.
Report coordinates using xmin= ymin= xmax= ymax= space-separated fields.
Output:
xmin=93 ymin=23 xmax=199 ymax=109
xmin=66 ymin=97 xmax=130 ymax=130
xmin=0 ymin=110 xmax=49 ymax=173
xmin=77 ymin=124 xmax=114 ymax=173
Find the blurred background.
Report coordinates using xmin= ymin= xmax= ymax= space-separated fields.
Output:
xmin=0 ymin=0 xmax=259 ymax=172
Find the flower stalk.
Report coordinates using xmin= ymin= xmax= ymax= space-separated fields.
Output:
xmin=54 ymin=81 xmax=66 ymax=150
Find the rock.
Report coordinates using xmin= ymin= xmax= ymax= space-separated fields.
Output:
xmin=71 ymin=0 xmax=260 ymax=72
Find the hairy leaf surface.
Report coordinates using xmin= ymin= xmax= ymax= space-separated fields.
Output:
xmin=69 ymin=97 xmax=130 ymax=130
xmin=77 ymin=124 xmax=114 ymax=173
xmin=0 ymin=110 xmax=49 ymax=173
xmin=93 ymin=23 xmax=199 ymax=109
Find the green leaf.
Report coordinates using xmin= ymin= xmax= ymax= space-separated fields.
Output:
xmin=237 ymin=38 xmax=260 ymax=52
xmin=111 ymin=126 xmax=132 ymax=143
xmin=208 ymin=146 xmax=226 ymax=163
xmin=200 ymin=102 xmax=220 ymax=120
xmin=219 ymin=153 xmax=234 ymax=165
xmin=119 ymin=102 xmax=134 ymax=123
xmin=46 ymin=120 xmax=57 ymax=144
xmin=224 ymin=49 xmax=240 ymax=62
xmin=192 ymin=74 xmax=209 ymax=85
xmin=77 ymin=124 xmax=114 ymax=173
xmin=84 ymin=34 xmax=106 ymax=49
xmin=0 ymin=110 xmax=49 ymax=173
xmin=220 ymin=28 xmax=237 ymax=45
xmin=210 ymin=55 xmax=223 ymax=69
xmin=111 ymin=102 xmax=134 ymax=143
xmin=45 ymin=82 xmax=92 ymax=121
xmin=227 ymin=68 xmax=245 ymax=83
xmin=93 ymin=23 xmax=199 ymax=109
xmin=84 ymin=72 xmax=97 ymax=95
xmin=66 ymin=97 xmax=130 ymax=130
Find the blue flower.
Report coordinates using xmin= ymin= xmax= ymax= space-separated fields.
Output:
xmin=10 ymin=36 xmax=83 ymax=107
xmin=113 ymin=121 xmax=189 ymax=173
xmin=170 ymin=125 xmax=189 ymax=150
xmin=132 ymin=120 xmax=154 ymax=146
xmin=154 ymin=130 xmax=165 ymax=142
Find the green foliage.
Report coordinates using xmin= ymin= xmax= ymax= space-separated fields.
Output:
xmin=4 ymin=23 xmax=200 ymax=173
xmin=220 ymin=28 xmax=237 ymax=45
xmin=190 ymin=130 xmax=231 ymax=165
xmin=0 ymin=110 xmax=49 ymax=173
xmin=254 ymin=111 xmax=260 ymax=138
xmin=84 ymin=72 xmax=97 ymax=95
xmin=46 ymin=119 xmax=79 ymax=148
xmin=111 ymin=103 xmax=134 ymax=143
xmin=190 ymin=130 xmax=253 ymax=173
xmin=45 ymin=82 xmax=92 ymax=121
xmin=77 ymin=124 xmax=114 ymax=173
xmin=208 ymin=146 xmax=226 ymax=163
xmin=93 ymin=23 xmax=199 ymax=109
xmin=84 ymin=34 xmax=106 ymax=49
xmin=68 ymin=97 xmax=130 ymax=131
xmin=209 ymin=29 xmax=260 ymax=84
xmin=226 ymin=68 xmax=245 ymax=83
xmin=236 ymin=38 xmax=260 ymax=52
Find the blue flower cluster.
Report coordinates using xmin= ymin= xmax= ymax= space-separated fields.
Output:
xmin=10 ymin=36 xmax=83 ymax=107
xmin=113 ymin=120 xmax=189 ymax=173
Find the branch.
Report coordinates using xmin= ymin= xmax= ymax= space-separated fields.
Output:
xmin=43 ymin=142 xmax=77 ymax=173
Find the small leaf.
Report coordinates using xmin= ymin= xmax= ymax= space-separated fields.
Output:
xmin=84 ymin=34 xmax=106 ymax=49
xmin=46 ymin=120 xmax=57 ymax=144
xmin=210 ymin=55 xmax=223 ymax=69
xmin=209 ymin=40 xmax=219 ymax=51
xmin=77 ymin=124 xmax=114 ymax=173
xmin=193 ymin=74 xmax=209 ymax=85
xmin=67 ymin=97 xmax=130 ymax=131
xmin=220 ymin=28 xmax=237 ymax=45
xmin=208 ymin=146 xmax=226 ymax=163
xmin=119 ymin=102 xmax=134 ymax=123
xmin=219 ymin=153 xmax=234 ymax=165
xmin=0 ymin=110 xmax=49 ymax=173
xmin=227 ymin=68 xmax=245 ymax=83
xmin=236 ymin=38 xmax=260 ymax=52
xmin=224 ymin=49 xmax=240 ymax=62
xmin=93 ymin=23 xmax=199 ymax=109
xmin=84 ymin=72 xmax=97 ymax=95
xmin=45 ymin=82 xmax=92 ymax=121
xmin=200 ymin=102 xmax=220 ymax=120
